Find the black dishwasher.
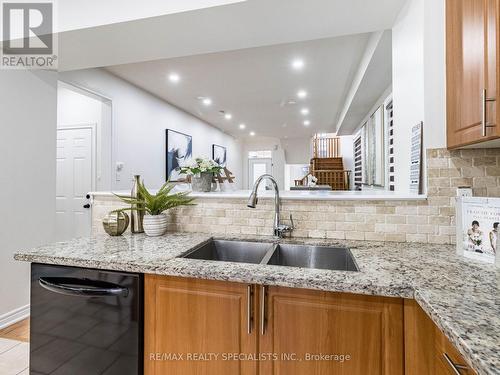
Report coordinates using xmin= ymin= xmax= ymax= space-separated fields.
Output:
xmin=30 ymin=263 xmax=143 ymax=375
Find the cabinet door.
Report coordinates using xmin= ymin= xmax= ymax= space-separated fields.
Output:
xmin=144 ymin=275 xmax=257 ymax=375
xmin=404 ymin=299 xmax=436 ymax=375
xmin=258 ymin=286 xmax=404 ymax=375
xmin=404 ymin=299 xmax=476 ymax=375
xmin=446 ymin=0 xmax=498 ymax=148
xmin=435 ymin=327 xmax=476 ymax=375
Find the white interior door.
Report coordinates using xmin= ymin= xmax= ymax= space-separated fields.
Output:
xmin=248 ymin=158 xmax=272 ymax=190
xmin=56 ymin=127 xmax=93 ymax=240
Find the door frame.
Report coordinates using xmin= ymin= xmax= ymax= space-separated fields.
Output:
xmin=248 ymin=157 xmax=273 ymax=189
xmin=58 ymin=79 xmax=114 ymax=191
xmin=57 ymin=124 xmax=97 ymax=193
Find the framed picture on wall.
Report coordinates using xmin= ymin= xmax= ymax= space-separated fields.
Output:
xmin=166 ymin=129 xmax=193 ymax=181
xmin=212 ymin=144 xmax=227 ymax=168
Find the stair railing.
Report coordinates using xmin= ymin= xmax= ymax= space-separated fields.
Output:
xmin=312 ymin=135 xmax=341 ymax=158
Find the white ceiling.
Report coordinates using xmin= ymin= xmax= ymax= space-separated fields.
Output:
xmin=56 ymin=0 xmax=245 ymax=32
xmin=58 ymin=0 xmax=407 ymax=71
xmin=337 ymin=30 xmax=393 ymax=135
xmin=106 ymin=34 xmax=372 ymax=139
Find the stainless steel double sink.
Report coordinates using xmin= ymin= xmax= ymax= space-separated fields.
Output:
xmin=183 ymin=239 xmax=359 ymax=272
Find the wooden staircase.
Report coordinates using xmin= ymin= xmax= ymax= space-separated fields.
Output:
xmin=294 ymin=136 xmax=351 ymax=191
xmin=310 ymin=157 xmax=351 ymax=190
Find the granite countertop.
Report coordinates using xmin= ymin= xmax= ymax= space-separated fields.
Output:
xmin=14 ymin=233 xmax=500 ymax=375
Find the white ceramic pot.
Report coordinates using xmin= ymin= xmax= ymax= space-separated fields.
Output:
xmin=142 ymin=213 xmax=168 ymax=237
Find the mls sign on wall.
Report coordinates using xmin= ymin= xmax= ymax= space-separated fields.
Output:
xmin=0 ymin=0 xmax=58 ymax=69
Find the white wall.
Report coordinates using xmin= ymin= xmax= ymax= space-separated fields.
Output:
xmin=390 ymin=0 xmax=445 ymax=194
xmin=281 ymin=137 xmax=311 ymax=165
xmin=242 ymin=136 xmax=285 ymax=190
xmin=59 ymin=68 xmax=243 ymax=190
xmin=57 ymin=82 xmax=113 ymax=191
xmin=392 ymin=0 xmax=424 ymax=194
xmin=0 ymin=71 xmax=57 ymax=324
xmin=423 ymin=0 xmax=446 ymax=149
xmin=281 ymin=137 xmax=310 ymax=191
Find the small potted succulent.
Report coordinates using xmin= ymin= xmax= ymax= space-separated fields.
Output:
xmin=115 ymin=180 xmax=195 ymax=237
xmin=180 ymin=157 xmax=223 ymax=192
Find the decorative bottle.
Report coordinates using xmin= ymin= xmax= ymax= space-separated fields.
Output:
xmin=130 ymin=175 xmax=144 ymax=233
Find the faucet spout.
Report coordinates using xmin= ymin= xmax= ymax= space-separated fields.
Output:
xmin=247 ymin=191 xmax=258 ymax=208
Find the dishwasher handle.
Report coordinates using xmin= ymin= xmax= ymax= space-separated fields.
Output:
xmin=39 ymin=277 xmax=129 ymax=297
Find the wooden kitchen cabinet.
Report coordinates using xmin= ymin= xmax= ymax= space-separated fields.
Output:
xmin=435 ymin=329 xmax=477 ymax=375
xmin=145 ymin=276 xmax=405 ymax=375
xmin=144 ymin=275 xmax=258 ymax=375
xmin=404 ymin=299 xmax=436 ymax=374
xmin=446 ymin=0 xmax=499 ymax=148
xmin=258 ymin=286 xmax=404 ymax=375
xmin=145 ymin=277 xmax=474 ymax=375
xmin=404 ymin=300 xmax=476 ymax=375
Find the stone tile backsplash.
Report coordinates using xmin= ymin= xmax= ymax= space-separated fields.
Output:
xmin=92 ymin=148 xmax=500 ymax=244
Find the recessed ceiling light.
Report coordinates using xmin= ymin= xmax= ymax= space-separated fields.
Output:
xmin=239 ymin=123 xmax=246 ymax=129
xmin=202 ymin=98 xmax=212 ymax=106
xmin=297 ymin=90 xmax=307 ymax=99
xmin=249 ymin=131 xmax=256 ymax=136
xmin=301 ymin=108 xmax=310 ymax=115
xmin=303 ymin=120 xmax=311 ymax=126
xmin=168 ymin=73 xmax=180 ymax=83
xmin=224 ymin=113 xmax=232 ymax=120
xmin=291 ymin=59 xmax=304 ymax=70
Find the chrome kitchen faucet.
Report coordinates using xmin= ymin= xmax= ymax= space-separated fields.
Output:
xmin=247 ymin=174 xmax=294 ymax=238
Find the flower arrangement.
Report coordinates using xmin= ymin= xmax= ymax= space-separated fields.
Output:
xmin=179 ymin=157 xmax=222 ymax=176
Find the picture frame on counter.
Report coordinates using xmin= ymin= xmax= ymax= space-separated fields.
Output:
xmin=456 ymin=196 xmax=500 ymax=267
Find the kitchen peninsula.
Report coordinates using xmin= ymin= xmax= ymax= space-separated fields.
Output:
xmin=15 ymin=232 xmax=500 ymax=375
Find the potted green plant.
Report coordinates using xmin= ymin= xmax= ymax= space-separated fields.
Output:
xmin=180 ymin=157 xmax=223 ymax=192
xmin=115 ymin=180 xmax=195 ymax=237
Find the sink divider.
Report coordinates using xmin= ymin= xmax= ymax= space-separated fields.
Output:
xmin=260 ymin=244 xmax=279 ymax=265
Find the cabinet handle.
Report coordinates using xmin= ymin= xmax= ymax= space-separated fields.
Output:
xmin=247 ymin=285 xmax=253 ymax=334
xmin=260 ymin=285 xmax=267 ymax=335
xmin=443 ymin=353 xmax=469 ymax=375
xmin=482 ymin=88 xmax=496 ymax=137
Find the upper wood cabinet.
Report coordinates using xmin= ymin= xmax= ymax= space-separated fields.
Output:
xmin=259 ymin=286 xmax=404 ymax=375
xmin=144 ymin=275 xmax=258 ymax=375
xmin=447 ymin=0 xmax=499 ymax=148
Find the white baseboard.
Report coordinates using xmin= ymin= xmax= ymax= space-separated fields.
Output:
xmin=0 ymin=305 xmax=30 ymax=330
